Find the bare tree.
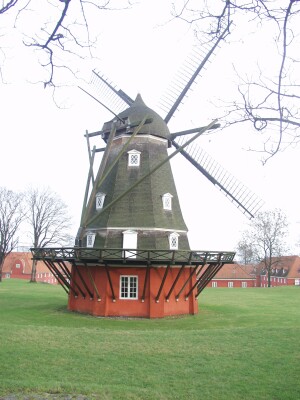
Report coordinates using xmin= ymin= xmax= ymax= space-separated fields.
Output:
xmin=0 ymin=187 xmax=24 ymax=282
xmin=25 ymin=187 xmax=72 ymax=282
xmin=236 ymin=233 xmax=256 ymax=265
xmin=0 ymin=1 xmax=131 ymax=87
xmin=172 ymin=0 xmax=300 ymax=163
xmin=238 ymin=208 xmax=288 ymax=287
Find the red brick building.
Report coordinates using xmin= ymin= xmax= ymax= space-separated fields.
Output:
xmin=258 ymin=255 xmax=300 ymax=287
xmin=206 ymin=263 xmax=257 ymax=288
xmin=207 ymin=256 xmax=300 ymax=288
xmin=2 ymin=252 xmax=59 ymax=284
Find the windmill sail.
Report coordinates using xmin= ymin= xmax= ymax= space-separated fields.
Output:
xmin=161 ymin=25 xmax=230 ymax=124
xmin=173 ymin=135 xmax=264 ymax=219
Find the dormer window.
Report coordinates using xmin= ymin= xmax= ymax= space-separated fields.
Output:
xmin=86 ymin=232 xmax=96 ymax=248
xmin=96 ymin=192 xmax=106 ymax=210
xmin=162 ymin=193 xmax=173 ymax=210
xmin=169 ymin=232 xmax=179 ymax=250
xmin=128 ymin=150 xmax=141 ymax=167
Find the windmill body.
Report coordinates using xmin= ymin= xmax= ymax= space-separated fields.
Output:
xmin=67 ymin=95 xmax=204 ymax=318
xmin=31 ymin=93 xmax=235 ymax=318
xmin=31 ymin=36 xmax=263 ymax=318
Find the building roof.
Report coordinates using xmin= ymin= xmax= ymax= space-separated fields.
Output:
xmin=258 ymin=255 xmax=300 ymax=278
xmin=101 ymin=94 xmax=171 ymax=141
xmin=214 ymin=263 xmax=257 ymax=280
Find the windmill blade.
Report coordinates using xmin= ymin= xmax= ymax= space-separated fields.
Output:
xmin=172 ymin=136 xmax=264 ymax=219
xmin=161 ymin=25 xmax=230 ymax=124
xmin=81 ymin=70 xmax=133 ymax=116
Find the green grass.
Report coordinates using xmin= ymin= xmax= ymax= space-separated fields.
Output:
xmin=0 ymin=280 xmax=299 ymax=400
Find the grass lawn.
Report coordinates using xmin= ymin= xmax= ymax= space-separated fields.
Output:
xmin=0 ymin=279 xmax=299 ymax=400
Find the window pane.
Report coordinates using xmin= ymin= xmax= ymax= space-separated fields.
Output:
xmin=121 ymin=276 xmax=128 ymax=298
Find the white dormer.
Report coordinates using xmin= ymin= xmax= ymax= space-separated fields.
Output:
xmin=96 ymin=192 xmax=106 ymax=210
xmin=128 ymin=149 xmax=141 ymax=167
xmin=162 ymin=193 xmax=173 ymax=210
xmin=169 ymin=232 xmax=179 ymax=250
xmin=86 ymin=232 xmax=96 ymax=248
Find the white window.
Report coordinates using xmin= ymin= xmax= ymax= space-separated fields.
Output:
xmin=242 ymin=282 xmax=247 ymax=288
xmin=228 ymin=281 xmax=234 ymax=288
xmin=162 ymin=193 xmax=173 ymax=210
xmin=96 ymin=192 xmax=106 ymax=210
xmin=123 ymin=230 xmax=138 ymax=258
xmin=169 ymin=232 xmax=179 ymax=250
xmin=120 ymin=276 xmax=138 ymax=299
xmin=86 ymin=232 xmax=96 ymax=248
xmin=295 ymin=279 xmax=300 ymax=286
xmin=16 ymin=263 xmax=20 ymax=269
xmin=212 ymin=281 xmax=218 ymax=288
xmin=128 ymin=149 xmax=141 ymax=167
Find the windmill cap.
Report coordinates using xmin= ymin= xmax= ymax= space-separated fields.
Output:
xmin=102 ymin=94 xmax=171 ymax=141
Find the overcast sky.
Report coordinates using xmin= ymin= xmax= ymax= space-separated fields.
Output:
xmin=1 ymin=0 xmax=299 ymax=253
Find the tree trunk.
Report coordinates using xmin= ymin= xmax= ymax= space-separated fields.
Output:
xmin=267 ymin=269 xmax=271 ymax=288
xmin=0 ymin=256 xmax=4 ymax=283
xmin=30 ymin=259 xmax=37 ymax=283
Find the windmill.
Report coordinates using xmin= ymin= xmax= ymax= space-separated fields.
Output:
xmin=31 ymin=29 xmax=262 ymax=318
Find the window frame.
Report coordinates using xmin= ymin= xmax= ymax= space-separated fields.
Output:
xmin=169 ymin=232 xmax=179 ymax=250
xmin=120 ymin=275 xmax=138 ymax=300
xmin=127 ymin=149 xmax=141 ymax=167
xmin=96 ymin=192 xmax=106 ymax=210
xmin=162 ymin=193 xmax=173 ymax=211
xmin=86 ymin=232 xmax=96 ymax=248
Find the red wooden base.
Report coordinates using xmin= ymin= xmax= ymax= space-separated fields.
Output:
xmin=68 ymin=265 xmax=198 ymax=318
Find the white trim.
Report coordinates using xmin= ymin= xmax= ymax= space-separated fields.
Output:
xmin=120 ymin=275 xmax=138 ymax=299
xmin=169 ymin=232 xmax=179 ymax=250
xmin=115 ymin=134 xmax=168 ymax=144
xmin=87 ymin=227 xmax=188 ymax=233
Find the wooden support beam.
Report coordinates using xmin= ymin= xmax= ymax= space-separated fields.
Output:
xmin=196 ymin=263 xmax=224 ymax=297
xmin=43 ymin=260 xmax=70 ymax=295
xmin=155 ymin=265 xmax=170 ymax=303
xmin=73 ymin=262 xmax=94 ymax=299
xmin=85 ymin=263 xmax=101 ymax=301
xmin=165 ymin=265 xmax=185 ymax=301
xmin=71 ymin=262 xmax=88 ymax=299
xmin=185 ymin=265 xmax=206 ymax=299
xmin=175 ymin=266 xmax=198 ymax=301
xmin=81 ymin=124 xmax=116 ymax=230
xmin=57 ymin=260 xmax=71 ymax=282
xmin=105 ymin=265 xmax=116 ymax=302
xmin=141 ymin=265 xmax=150 ymax=302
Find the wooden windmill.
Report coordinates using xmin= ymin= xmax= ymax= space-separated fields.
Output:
xmin=32 ymin=30 xmax=262 ymax=318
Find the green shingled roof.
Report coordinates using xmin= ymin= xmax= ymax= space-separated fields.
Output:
xmin=82 ymin=96 xmax=190 ymax=251
xmin=101 ymin=94 xmax=171 ymax=141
